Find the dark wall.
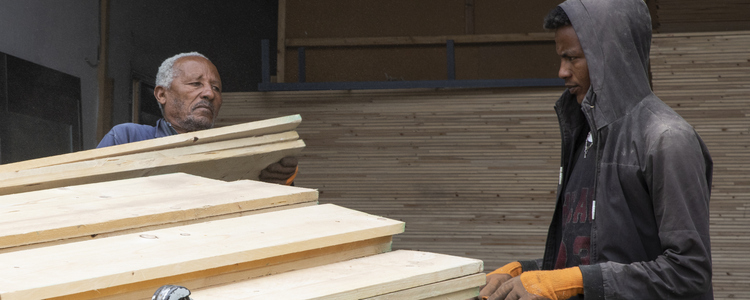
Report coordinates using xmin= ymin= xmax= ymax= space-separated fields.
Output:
xmin=108 ymin=1 xmax=278 ymax=126
xmin=283 ymin=0 xmax=562 ymax=83
xmin=0 ymin=0 xmax=99 ymax=150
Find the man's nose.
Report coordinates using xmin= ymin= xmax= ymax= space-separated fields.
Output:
xmin=558 ymin=63 xmax=571 ymax=79
xmin=200 ymin=84 xmax=216 ymax=100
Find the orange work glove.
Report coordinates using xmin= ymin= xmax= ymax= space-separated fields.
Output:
xmin=488 ymin=261 xmax=523 ymax=277
xmin=259 ymin=157 xmax=298 ymax=185
xmin=284 ymin=166 xmax=299 ymax=185
xmin=519 ymin=266 xmax=583 ymax=300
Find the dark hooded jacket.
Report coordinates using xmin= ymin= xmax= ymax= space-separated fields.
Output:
xmin=522 ymin=0 xmax=714 ymax=299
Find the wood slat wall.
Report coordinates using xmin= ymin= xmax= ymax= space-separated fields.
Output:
xmin=651 ymin=30 xmax=750 ymax=300
xmin=217 ymin=87 xmax=563 ymax=272
xmin=217 ymin=30 xmax=750 ymax=298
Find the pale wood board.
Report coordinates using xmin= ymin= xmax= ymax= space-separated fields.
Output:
xmin=0 ymin=131 xmax=300 ymax=181
xmin=0 ymin=204 xmax=404 ymax=300
xmin=0 ymin=172 xmax=318 ymax=249
xmin=0 ymin=136 xmax=305 ymax=195
xmin=0 ymin=114 xmax=301 ymax=172
xmin=80 ymin=237 xmax=393 ymax=300
xmin=364 ymin=274 xmax=484 ymax=300
xmin=191 ymin=250 xmax=482 ymax=300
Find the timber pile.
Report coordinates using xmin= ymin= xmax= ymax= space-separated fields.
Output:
xmin=216 ymin=88 xmax=564 ymax=272
xmin=0 ymin=115 xmax=305 ymax=195
xmin=651 ymin=30 xmax=750 ymax=300
xmin=0 ymin=115 xmax=485 ymax=299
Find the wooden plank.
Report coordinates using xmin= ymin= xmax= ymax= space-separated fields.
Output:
xmin=285 ymin=32 xmax=555 ymax=47
xmin=190 ymin=250 xmax=484 ymax=300
xmin=0 ymin=172 xmax=318 ymax=250
xmin=0 ymin=133 xmax=305 ymax=195
xmin=0 ymin=114 xmax=301 ymax=172
xmin=364 ymin=274 xmax=485 ymax=300
xmin=0 ymin=204 xmax=405 ymax=300
xmin=65 ymin=237 xmax=394 ymax=300
xmin=96 ymin=0 xmax=112 ymax=142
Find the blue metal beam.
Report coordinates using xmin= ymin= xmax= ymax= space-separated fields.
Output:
xmin=258 ymin=78 xmax=564 ymax=92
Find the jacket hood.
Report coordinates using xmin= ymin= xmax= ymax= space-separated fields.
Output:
xmin=558 ymin=0 xmax=653 ymax=129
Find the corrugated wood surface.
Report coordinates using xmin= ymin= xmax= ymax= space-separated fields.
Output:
xmin=651 ymin=30 xmax=750 ymax=300
xmin=217 ymin=87 xmax=563 ymax=272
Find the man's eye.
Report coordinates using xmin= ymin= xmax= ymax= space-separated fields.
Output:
xmin=213 ymin=86 xmax=221 ymax=92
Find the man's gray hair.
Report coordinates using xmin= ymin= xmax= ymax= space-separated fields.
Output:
xmin=155 ymin=52 xmax=210 ymax=89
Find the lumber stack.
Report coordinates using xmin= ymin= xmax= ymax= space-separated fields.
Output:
xmin=0 ymin=115 xmax=486 ymax=299
xmin=216 ymin=88 xmax=563 ymax=272
xmin=651 ymin=30 xmax=750 ymax=300
xmin=0 ymin=174 xmax=484 ymax=299
xmin=0 ymin=115 xmax=305 ymax=195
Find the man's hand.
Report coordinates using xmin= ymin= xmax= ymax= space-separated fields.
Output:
xmin=259 ymin=156 xmax=298 ymax=185
xmin=469 ymin=274 xmax=542 ymax=300
xmin=469 ymin=266 xmax=583 ymax=300
xmin=482 ymin=276 xmax=548 ymax=300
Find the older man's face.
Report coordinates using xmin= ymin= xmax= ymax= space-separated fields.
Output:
xmin=156 ymin=56 xmax=223 ymax=133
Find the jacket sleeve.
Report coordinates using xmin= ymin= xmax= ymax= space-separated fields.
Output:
xmin=582 ymin=126 xmax=713 ymax=299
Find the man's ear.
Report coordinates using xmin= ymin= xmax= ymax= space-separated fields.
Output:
xmin=154 ymin=86 xmax=168 ymax=106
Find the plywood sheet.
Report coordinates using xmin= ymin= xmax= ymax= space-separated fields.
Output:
xmin=190 ymin=250 xmax=484 ymax=300
xmin=0 ymin=204 xmax=405 ymax=300
xmin=364 ymin=274 xmax=484 ymax=300
xmin=0 ymin=133 xmax=305 ymax=195
xmin=0 ymin=172 xmax=318 ymax=250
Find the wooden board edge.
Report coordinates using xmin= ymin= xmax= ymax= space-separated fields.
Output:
xmin=0 ymin=115 xmax=301 ymax=172
xmin=363 ymin=273 xmax=486 ymax=300
xmin=0 ymin=201 xmax=318 ymax=254
xmin=57 ymin=236 xmax=393 ymax=300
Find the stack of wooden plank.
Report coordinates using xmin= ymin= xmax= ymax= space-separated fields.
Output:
xmin=215 ymin=88 xmax=562 ymax=272
xmin=0 ymin=116 xmax=486 ymax=299
xmin=0 ymin=115 xmax=306 ymax=195
xmin=651 ymin=30 xmax=750 ymax=299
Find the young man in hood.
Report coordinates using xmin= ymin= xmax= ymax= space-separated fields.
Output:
xmin=98 ymin=52 xmax=298 ymax=185
xmin=473 ymin=0 xmax=713 ymax=299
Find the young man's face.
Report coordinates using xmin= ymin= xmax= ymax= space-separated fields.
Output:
xmin=555 ymin=25 xmax=591 ymax=104
xmin=155 ymin=56 xmax=223 ymax=133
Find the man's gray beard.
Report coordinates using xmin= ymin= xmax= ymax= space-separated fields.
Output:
xmin=178 ymin=116 xmax=215 ymax=132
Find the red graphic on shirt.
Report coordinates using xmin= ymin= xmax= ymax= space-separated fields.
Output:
xmin=555 ymin=187 xmax=593 ymax=269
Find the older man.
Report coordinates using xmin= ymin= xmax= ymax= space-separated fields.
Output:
xmin=98 ymin=52 xmax=298 ymax=185
xmin=472 ymin=0 xmax=713 ymax=299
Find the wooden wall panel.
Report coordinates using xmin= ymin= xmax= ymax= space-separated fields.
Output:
xmin=282 ymin=0 xmax=559 ymax=83
xmin=217 ymin=87 xmax=564 ymax=271
xmin=473 ymin=0 xmax=562 ymax=34
xmin=651 ymin=30 xmax=750 ymax=299
xmin=286 ymin=0 xmax=465 ymax=39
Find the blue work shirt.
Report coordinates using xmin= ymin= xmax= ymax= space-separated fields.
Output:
xmin=97 ymin=119 xmax=178 ymax=148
